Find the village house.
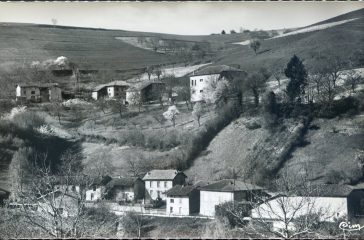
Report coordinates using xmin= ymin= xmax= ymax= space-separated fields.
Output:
xmin=91 ymin=80 xmax=130 ymax=101
xmin=85 ymin=176 xmax=112 ymax=202
xmin=199 ymin=179 xmax=264 ymax=217
xmin=250 ymin=184 xmax=364 ymax=231
xmin=104 ymin=177 xmax=145 ymax=203
xmin=126 ymin=81 xmax=165 ymax=104
xmin=143 ymin=170 xmax=187 ymax=200
xmin=16 ymin=83 xmax=62 ymax=102
xmin=165 ymin=181 xmax=209 ymax=216
xmin=189 ymin=65 xmax=245 ymax=103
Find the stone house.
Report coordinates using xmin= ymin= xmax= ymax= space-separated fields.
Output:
xmin=85 ymin=176 xmax=112 ymax=202
xmin=16 ymin=83 xmax=62 ymax=102
xmin=142 ymin=170 xmax=187 ymax=200
xmin=126 ymin=81 xmax=166 ymax=104
xmin=91 ymin=80 xmax=130 ymax=101
xmin=104 ymin=177 xmax=145 ymax=203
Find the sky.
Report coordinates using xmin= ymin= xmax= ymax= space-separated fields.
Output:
xmin=0 ymin=2 xmax=362 ymax=35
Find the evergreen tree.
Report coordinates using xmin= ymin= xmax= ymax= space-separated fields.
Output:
xmin=284 ymin=55 xmax=308 ymax=102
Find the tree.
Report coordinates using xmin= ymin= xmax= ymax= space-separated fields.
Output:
xmin=230 ymin=30 xmax=237 ymax=34
xmin=212 ymin=79 xmax=230 ymax=108
xmin=249 ymin=169 xmax=338 ymax=239
xmin=263 ymin=91 xmax=279 ymax=128
xmin=145 ymin=66 xmax=154 ymax=81
xmin=120 ymin=211 xmax=146 ymax=238
xmin=243 ymin=69 xmax=269 ymax=106
xmin=272 ymin=65 xmax=283 ymax=88
xmin=249 ymin=39 xmax=261 ymax=55
xmin=324 ymin=56 xmax=346 ymax=88
xmin=154 ymin=67 xmax=163 ymax=81
xmin=8 ymin=150 xmax=118 ymax=238
xmin=95 ymin=98 xmax=109 ymax=114
xmin=284 ymin=55 xmax=308 ymax=103
xmin=345 ymin=70 xmax=363 ymax=94
xmin=128 ymin=91 xmax=143 ymax=113
xmin=192 ymin=102 xmax=206 ymax=127
xmin=51 ymin=18 xmax=58 ymax=27
xmin=110 ymin=98 xmax=128 ymax=119
xmin=176 ymin=79 xmax=191 ymax=110
xmin=221 ymin=30 xmax=226 ymax=35
xmin=163 ymin=105 xmax=179 ymax=127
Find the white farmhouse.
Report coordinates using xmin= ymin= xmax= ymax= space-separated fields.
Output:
xmin=189 ymin=65 xmax=245 ymax=102
xmin=199 ymin=179 xmax=264 ymax=217
xmin=250 ymin=184 xmax=364 ymax=232
xmin=142 ymin=170 xmax=187 ymax=200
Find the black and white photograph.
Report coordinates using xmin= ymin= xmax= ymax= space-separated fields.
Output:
xmin=0 ymin=1 xmax=364 ymax=238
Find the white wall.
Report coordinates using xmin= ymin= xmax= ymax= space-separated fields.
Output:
xmin=251 ymin=196 xmax=349 ymax=231
xmin=92 ymin=91 xmax=98 ymax=100
xmin=107 ymin=86 xmax=115 ymax=98
xmin=86 ymin=187 xmax=103 ymax=201
xmin=200 ymin=191 xmax=234 ymax=216
xmin=16 ymin=85 xmax=21 ymax=97
xmin=145 ymin=180 xmax=173 ymax=200
xmin=190 ymin=74 xmax=220 ymax=102
xmin=166 ymin=196 xmax=190 ymax=216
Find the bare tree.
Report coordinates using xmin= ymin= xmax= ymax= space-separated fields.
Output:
xmin=344 ymin=70 xmax=363 ymax=94
xmin=8 ymin=151 xmax=118 ymax=238
xmin=154 ymin=67 xmax=163 ymax=81
xmin=243 ymin=69 xmax=270 ymax=106
xmin=249 ymin=39 xmax=261 ymax=55
xmin=192 ymin=102 xmax=206 ymax=127
xmin=120 ymin=210 xmax=146 ymax=238
xmin=324 ymin=56 xmax=346 ymax=88
xmin=145 ymin=66 xmax=154 ymax=81
xmin=110 ymin=97 xmax=128 ymax=119
xmin=128 ymin=91 xmax=143 ymax=113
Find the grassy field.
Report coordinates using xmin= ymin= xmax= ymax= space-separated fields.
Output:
xmin=216 ymin=10 xmax=364 ymax=72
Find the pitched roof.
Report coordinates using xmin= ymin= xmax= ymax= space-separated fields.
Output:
xmin=165 ymin=185 xmax=196 ymax=197
xmin=105 ymin=177 xmax=139 ymax=189
xmin=190 ymin=65 xmax=243 ymax=76
xmin=126 ymin=81 xmax=165 ymax=92
xmin=295 ymin=184 xmax=354 ymax=197
xmin=93 ymin=80 xmax=130 ymax=92
xmin=199 ymin=179 xmax=263 ymax=192
xmin=142 ymin=170 xmax=186 ymax=181
xmin=17 ymin=82 xmax=59 ymax=88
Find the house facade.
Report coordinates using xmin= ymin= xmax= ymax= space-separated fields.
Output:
xmin=92 ymin=81 xmax=130 ymax=101
xmin=142 ymin=170 xmax=187 ymax=200
xmin=16 ymin=83 xmax=62 ymax=102
xmin=85 ymin=176 xmax=112 ymax=202
xmin=199 ymin=179 xmax=264 ymax=216
xmin=104 ymin=177 xmax=145 ymax=203
xmin=126 ymin=81 xmax=166 ymax=105
xmin=250 ymin=184 xmax=364 ymax=232
xmin=165 ymin=185 xmax=200 ymax=216
xmin=189 ymin=65 xmax=245 ymax=102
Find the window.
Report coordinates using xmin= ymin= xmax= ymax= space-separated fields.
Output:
xmin=31 ymin=91 xmax=35 ymax=94
xmin=170 ymin=198 xmax=174 ymax=203
xmin=164 ymin=181 xmax=167 ymax=188
xmin=195 ymin=80 xmax=197 ymax=85
xmin=157 ymin=181 xmax=160 ymax=188
xmin=90 ymin=193 xmax=94 ymax=200
xmin=200 ymin=90 xmax=203 ymax=93
xmin=149 ymin=181 xmax=152 ymax=187
xmin=200 ymin=79 xmax=203 ymax=82
xmin=93 ymin=185 xmax=96 ymax=191
xmin=191 ymin=80 xmax=194 ymax=86
xmin=23 ymin=91 xmax=26 ymax=94
xmin=170 ymin=207 xmax=173 ymax=213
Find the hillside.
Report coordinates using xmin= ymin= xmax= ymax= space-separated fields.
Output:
xmin=185 ymin=112 xmax=364 ymax=185
xmin=217 ymin=9 xmax=364 ymax=71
